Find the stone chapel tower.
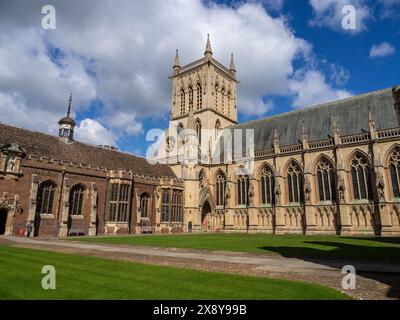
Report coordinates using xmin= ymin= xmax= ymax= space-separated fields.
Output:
xmin=169 ymin=34 xmax=238 ymax=143
xmin=161 ymin=35 xmax=239 ymax=232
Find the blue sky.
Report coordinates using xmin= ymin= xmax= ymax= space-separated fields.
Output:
xmin=0 ymin=0 xmax=399 ymax=156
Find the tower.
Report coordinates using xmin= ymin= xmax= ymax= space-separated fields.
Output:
xmin=58 ymin=93 xmax=76 ymax=144
xmin=169 ymin=35 xmax=238 ymax=137
xmin=161 ymin=36 xmax=239 ymax=232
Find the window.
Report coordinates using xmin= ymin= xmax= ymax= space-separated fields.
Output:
xmin=227 ymin=91 xmax=231 ymax=117
xmin=351 ymin=153 xmax=373 ymax=201
xmin=108 ymin=183 xmax=130 ymax=222
xmin=188 ymin=86 xmax=193 ymax=111
xmin=140 ymin=193 xmax=150 ymax=218
xmin=390 ymin=149 xmax=400 ymax=198
xmin=221 ymin=87 xmax=225 ymax=114
xmin=161 ymin=189 xmax=170 ymax=223
xmin=215 ymin=120 xmax=221 ymax=140
xmin=37 ymin=181 xmax=56 ymax=215
xmin=317 ymin=159 xmax=336 ymax=202
xmin=237 ymin=170 xmax=249 ymax=206
xmin=216 ymin=171 xmax=226 ymax=206
xmin=287 ymin=162 xmax=303 ymax=203
xmin=196 ymin=83 xmax=202 ymax=109
xmin=261 ymin=166 xmax=274 ymax=205
xmin=172 ymin=191 xmax=183 ymax=222
xmin=196 ymin=119 xmax=202 ymax=145
xmin=215 ymin=83 xmax=219 ymax=109
xmin=69 ymin=185 xmax=85 ymax=216
xmin=180 ymin=89 xmax=185 ymax=115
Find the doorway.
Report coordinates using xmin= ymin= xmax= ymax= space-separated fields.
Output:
xmin=201 ymin=201 xmax=212 ymax=231
xmin=0 ymin=208 xmax=8 ymax=235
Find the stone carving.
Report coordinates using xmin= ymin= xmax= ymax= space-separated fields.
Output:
xmin=6 ymin=156 xmax=16 ymax=172
xmin=304 ymin=177 xmax=312 ymax=203
xmin=248 ymin=181 xmax=255 ymax=206
xmin=376 ymin=172 xmax=385 ymax=201
xmin=224 ymin=182 xmax=231 ymax=209
xmin=337 ymin=176 xmax=345 ymax=203
xmin=274 ymin=180 xmax=281 ymax=205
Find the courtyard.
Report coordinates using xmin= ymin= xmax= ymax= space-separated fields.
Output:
xmin=1 ymin=233 xmax=399 ymax=300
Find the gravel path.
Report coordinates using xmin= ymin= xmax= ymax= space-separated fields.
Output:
xmin=1 ymin=236 xmax=399 ymax=300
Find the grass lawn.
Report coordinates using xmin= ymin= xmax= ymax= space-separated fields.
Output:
xmin=70 ymin=233 xmax=400 ymax=263
xmin=0 ymin=245 xmax=349 ymax=300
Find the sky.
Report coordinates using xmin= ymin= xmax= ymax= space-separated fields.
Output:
xmin=0 ymin=0 xmax=399 ymax=156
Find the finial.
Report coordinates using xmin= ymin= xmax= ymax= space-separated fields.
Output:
xmin=301 ymin=119 xmax=308 ymax=139
xmin=67 ymin=93 xmax=72 ymax=117
xmin=204 ymin=34 xmax=212 ymax=59
xmin=368 ymin=109 xmax=375 ymax=129
xmin=332 ymin=115 xmax=337 ymax=131
xmin=229 ymin=53 xmax=236 ymax=73
xmin=273 ymin=128 xmax=279 ymax=144
xmin=173 ymin=49 xmax=180 ymax=70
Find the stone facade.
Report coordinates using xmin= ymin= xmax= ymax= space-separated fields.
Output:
xmin=159 ymin=37 xmax=400 ymax=237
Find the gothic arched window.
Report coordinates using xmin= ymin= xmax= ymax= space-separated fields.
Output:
xmin=180 ymin=89 xmax=185 ymax=115
xmin=221 ymin=87 xmax=225 ymax=114
xmin=37 ymin=181 xmax=57 ymax=215
xmin=69 ymin=184 xmax=85 ymax=216
xmin=261 ymin=166 xmax=274 ymax=205
xmin=237 ymin=170 xmax=249 ymax=206
xmin=216 ymin=171 xmax=226 ymax=206
xmin=287 ymin=162 xmax=303 ymax=203
xmin=316 ymin=158 xmax=336 ymax=202
xmin=227 ymin=91 xmax=232 ymax=117
xmin=196 ymin=83 xmax=202 ymax=110
xmin=390 ymin=149 xmax=400 ymax=198
xmin=351 ymin=153 xmax=373 ymax=200
xmin=215 ymin=83 xmax=219 ymax=109
xmin=215 ymin=119 xmax=221 ymax=141
xmin=196 ymin=119 xmax=202 ymax=145
xmin=140 ymin=193 xmax=150 ymax=218
xmin=188 ymin=86 xmax=194 ymax=111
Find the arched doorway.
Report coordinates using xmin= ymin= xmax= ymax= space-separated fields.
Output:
xmin=201 ymin=201 xmax=212 ymax=231
xmin=0 ymin=208 xmax=8 ymax=235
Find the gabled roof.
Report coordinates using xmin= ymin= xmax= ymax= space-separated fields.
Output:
xmin=232 ymin=87 xmax=398 ymax=151
xmin=0 ymin=123 xmax=176 ymax=178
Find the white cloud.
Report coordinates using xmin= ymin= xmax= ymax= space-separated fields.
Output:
xmin=309 ymin=0 xmax=371 ymax=33
xmin=369 ymin=42 xmax=396 ymax=58
xmin=0 ymin=0 xmax=350 ymax=148
xmin=75 ymin=119 xmax=117 ymax=146
xmin=289 ymin=70 xmax=352 ymax=108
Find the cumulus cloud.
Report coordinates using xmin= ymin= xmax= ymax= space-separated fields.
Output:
xmin=0 ymin=0 xmax=351 ymax=149
xmin=369 ymin=42 xmax=396 ymax=58
xmin=289 ymin=70 xmax=352 ymax=108
xmin=74 ymin=119 xmax=117 ymax=146
xmin=308 ymin=0 xmax=371 ymax=33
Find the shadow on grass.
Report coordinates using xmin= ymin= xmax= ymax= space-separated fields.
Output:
xmin=258 ymin=241 xmax=400 ymax=299
xmin=340 ymin=237 xmax=400 ymax=245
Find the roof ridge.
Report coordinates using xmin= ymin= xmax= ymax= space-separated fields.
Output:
xmin=235 ymin=86 xmax=394 ymax=128
xmin=0 ymin=122 xmax=148 ymax=161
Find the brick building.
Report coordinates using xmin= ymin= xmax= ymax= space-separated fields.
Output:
xmin=0 ymin=97 xmax=184 ymax=236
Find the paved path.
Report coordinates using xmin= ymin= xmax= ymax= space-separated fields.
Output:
xmin=4 ymin=236 xmax=400 ymax=274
